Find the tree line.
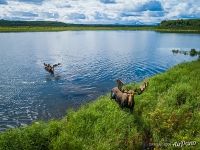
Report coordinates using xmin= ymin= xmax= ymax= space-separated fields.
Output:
xmin=159 ymin=19 xmax=200 ymax=30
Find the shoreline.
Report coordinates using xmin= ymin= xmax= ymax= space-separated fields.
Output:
xmin=0 ymin=26 xmax=200 ymax=33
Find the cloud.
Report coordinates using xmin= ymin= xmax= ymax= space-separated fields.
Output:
xmin=41 ymin=12 xmax=59 ymax=19
xmin=147 ymin=11 xmax=164 ymax=17
xmin=0 ymin=0 xmax=7 ymax=5
xmin=94 ymin=12 xmax=109 ymax=20
xmin=122 ymin=1 xmax=163 ymax=13
xmin=139 ymin=0 xmax=163 ymax=11
xmin=55 ymin=3 xmax=71 ymax=8
xmin=0 ymin=0 xmax=199 ymax=24
xmin=120 ymin=12 xmax=143 ymax=17
xmin=100 ymin=0 xmax=116 ymax=4
xmin=68 ymin=13 xmax=86 ymax=20
xmin=163 ymin=0 xmax=200 ymax=20
xmin=12 ymin=11 xmax=39 ymax=17
xmin=16 ymin=0 xmax=44 ymax=5
xmin=119 ymin=0 xmax=164 ymax=24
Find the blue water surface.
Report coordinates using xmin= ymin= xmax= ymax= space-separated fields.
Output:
xmin=0 ymin=31 xmax=199 ymax=130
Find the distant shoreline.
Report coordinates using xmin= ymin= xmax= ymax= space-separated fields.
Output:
xmin=0 ymin=26 xmax=154 ymax=32
xmin=0 ymin=26 xmax=200 ymax=33
xmin=0 ymin=19 xmax=200 ymax=33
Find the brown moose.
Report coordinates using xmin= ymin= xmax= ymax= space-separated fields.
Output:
xmin=44 ymin=63 xmax=61 ymax=74
xmin=111 ymin=87 xmax=135 ymax=112
xmin=111 ymin=79 xmax=149 ymax=112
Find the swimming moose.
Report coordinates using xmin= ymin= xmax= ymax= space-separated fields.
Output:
xmin=44 ymin=63 xmax=61 ymax=74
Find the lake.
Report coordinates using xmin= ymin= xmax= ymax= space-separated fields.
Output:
xmin=0 ymin=31 xmax=199 ymax=131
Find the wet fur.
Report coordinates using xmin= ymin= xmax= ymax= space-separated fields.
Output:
xmin=44 ymin=63 xmax=61 ymax=74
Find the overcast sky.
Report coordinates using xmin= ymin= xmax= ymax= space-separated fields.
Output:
xmin=0 ymin=0 xmax=199 ymax=24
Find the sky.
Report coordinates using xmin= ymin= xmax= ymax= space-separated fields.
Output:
xmin=0 ymin=0 xmax=199 ymax=25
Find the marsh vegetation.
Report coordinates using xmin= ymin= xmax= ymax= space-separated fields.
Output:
xmin=172 ymin=48 xmax=200 ymax=57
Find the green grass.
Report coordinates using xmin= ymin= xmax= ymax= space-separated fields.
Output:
xmin=154 ymin=28 xmax=200 ymax=33
xmin=0 ymin=26 xmax=200 ymax=33
xmin=0 ymin=60 xmax=200 ymax=150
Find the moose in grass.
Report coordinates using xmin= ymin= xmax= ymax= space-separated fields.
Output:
xmin=111 ymin=79 xmax=148 ymax=112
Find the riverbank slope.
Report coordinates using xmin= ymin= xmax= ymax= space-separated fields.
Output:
xmin=0 ymin=60 xmax=200 ymax=150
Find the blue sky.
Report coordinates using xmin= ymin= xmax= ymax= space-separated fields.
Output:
xmin=0 ymin=0 xmax=199 ymax=24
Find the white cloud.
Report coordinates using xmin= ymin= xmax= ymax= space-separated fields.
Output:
xmin=0 ymin=0 xmax=199 ymax=24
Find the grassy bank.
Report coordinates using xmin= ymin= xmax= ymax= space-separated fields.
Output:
xmin=154 ymin=28 xmax=200 ymax=33
xmin=0 ymin=60 xmax=200 ymax=150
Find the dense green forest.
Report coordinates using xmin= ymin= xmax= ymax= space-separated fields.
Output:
xmin=159 ymin=19 xmax=200 ymax=30
xmin=0 ymin=60 xmax=199 ymax=150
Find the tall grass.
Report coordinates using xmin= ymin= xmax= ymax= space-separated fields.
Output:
xmin=0 ymin=60 xmax=200 ymax=149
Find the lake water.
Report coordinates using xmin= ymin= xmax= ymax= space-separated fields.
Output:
xmin=0 ymin=31 xmax=199 ymax=131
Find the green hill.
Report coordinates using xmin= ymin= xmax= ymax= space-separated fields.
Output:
xmin=0 ymin=60 xmax=200 ymax=150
